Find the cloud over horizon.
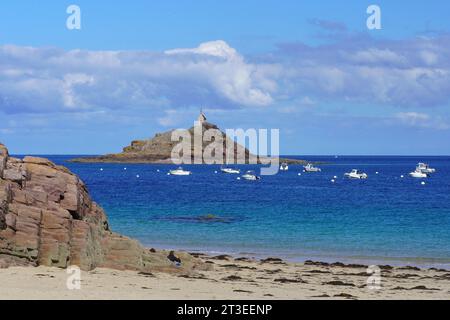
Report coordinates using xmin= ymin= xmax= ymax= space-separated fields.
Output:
xmin=1 ymin=34 xmax=450 ymax=118
xmin=273 ymin=33 xmax=450 ymax=108
xmin=0 ymin=41 xmax=275 ymax=115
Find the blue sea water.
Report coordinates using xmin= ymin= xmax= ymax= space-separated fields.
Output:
xmin=28 ymin=155 xmax=450 ymax=268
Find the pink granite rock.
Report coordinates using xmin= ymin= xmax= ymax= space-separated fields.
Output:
xmin=0 ymin=143 xmax=206 ymax=274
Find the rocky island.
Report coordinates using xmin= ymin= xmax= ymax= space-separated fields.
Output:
xmin=70 ymin=112 xmax=307 ymax=165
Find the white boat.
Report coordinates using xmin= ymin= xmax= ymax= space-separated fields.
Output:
xmin=303 ymin=163 xmax=321 ymax=172
xmin=416 ymin=163 xmax=436 ymax=174
xmin=279 ymin=162 xmax=289 ymax=171
xmin=241 ymin=171 xmax=260 ymax=181
xmin=220 ymin=167 xmax=240 ymax=174
xmin=409 ymin=169 xmax=428 ymax=178
xmin=168 ymin=167 xmax=192 ymax=176
xmin=344 ymin=169 xmax=368 ymax=179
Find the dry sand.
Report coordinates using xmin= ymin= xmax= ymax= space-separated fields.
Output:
xmin=1 ymin=254 xmax=449 ymax=300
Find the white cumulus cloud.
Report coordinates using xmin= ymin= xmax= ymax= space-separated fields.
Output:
xmin=0 ymin=41 xmax=275 ymax=115
xmin=1 ymin=34 xmax=450 ymax=117
xmin=395 ymin=112 xmax=450 ymax=130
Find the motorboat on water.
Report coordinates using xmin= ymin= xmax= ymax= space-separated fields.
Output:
xmin=303 ymin=163 xmax=321 ymax=172
xmin=279 ymin=162 xmax=289 ymax=171
xmin=409 ymin=169 xmax=428 ymax=178
xmin=168 ymin=167 xmax=192 ymax=176
xmin=241 ymin=171 xmax=260 ymax=181
xmin=416 ymin=163 xmax=436 ymax=174
xmin=220 ymin=166 xmax=240 ymax=174
xmin=344 ymin=169 xmax=368 ymax=179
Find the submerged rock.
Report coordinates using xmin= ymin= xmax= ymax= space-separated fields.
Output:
xmin=0 ymin=142 xmax=206 ymax=274
xmin=155 ymin=214 xmax=237 ymax=224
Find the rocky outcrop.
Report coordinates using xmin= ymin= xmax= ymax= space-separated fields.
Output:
xmin=70 ymin=115 xmax=307 ymax=165
xmin=0 ymin=142 xmax=205 ymax=273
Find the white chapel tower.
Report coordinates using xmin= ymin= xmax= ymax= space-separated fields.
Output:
xmin=197 ymin=109 xmax=207 ymax=123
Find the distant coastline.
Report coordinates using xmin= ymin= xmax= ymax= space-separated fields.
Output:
xmin=68 ymin=154 xmax=310 ymax=165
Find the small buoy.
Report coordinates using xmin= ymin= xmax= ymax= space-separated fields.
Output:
xmin=100 ymin=168 xmax=103 ymax=171
xmin=157 ymin=169 xmax=160 ymax=172
xmin=298 ymin=173 xmax=302 ymax=176
xmin=124 ymin=167 xmax=127 ymax=170
xmin=167 ymin=173 xmax=170 ymax=175
xmin=376 ymin=172 xmax=379 ymax=175
xmin=136 ymin=174 xmax=140 ymax=178
xmin=331 ymin=179 xmax=335 ymax=183
xmin=333 ymin=176 xmax=338 ymax=179
xmin=214 ymin=171 xmax=218 ymax=174
xmin=421 ymin=181 xmax=426 ymax=185
xmin=400 ymin=175 xmax=404 ymax=178
xmin=237 ymin=177 xmax=241 ymax=180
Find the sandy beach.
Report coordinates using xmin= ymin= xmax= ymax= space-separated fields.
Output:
xmin=1 ymin=254 xmax=449 ymax=300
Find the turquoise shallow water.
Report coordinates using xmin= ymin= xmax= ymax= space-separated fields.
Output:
xmin=34 ymin=155 xmax=450 ymax=268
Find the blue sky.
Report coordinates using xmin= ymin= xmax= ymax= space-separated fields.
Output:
xmin=1 ymin=0 xmax=450 ymax=155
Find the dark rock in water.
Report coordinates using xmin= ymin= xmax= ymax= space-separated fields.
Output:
xmin=306 ymin=260 xmax=369 ymax=269
xmin=330 ymin=262 xmax=346 ymax=267
xmin=0 ymin=142 xmax=206 ymax=274
xmin=195 ymin=214 xmax=233 ymax=223
xmin=200 ymin=214 xmax=222 ymax=220
xmin=155 ymin=214 xmax=237 ymax=224
xmin=345 ymin=263 xmax=368 ymax=269
xmin=330 ymin=262 xmax=367 ymax=269
xmin=304 ymin=260 xmax=330 ymax=267
xmin=397 ymin=266 xmax=421 ymax=271
xmin=379 ymin=265 xmax=394 ymax=270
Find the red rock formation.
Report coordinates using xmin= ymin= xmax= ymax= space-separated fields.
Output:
xmin=0 ymin=143 xmax=204 ymax=272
